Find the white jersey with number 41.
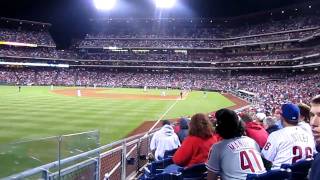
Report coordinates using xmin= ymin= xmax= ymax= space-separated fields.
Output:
xmin=207 ymin=136 xmax=266 ymax=180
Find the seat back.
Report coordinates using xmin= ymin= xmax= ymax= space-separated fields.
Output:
xmin=182 ymin=163 xmax=207 ymax=180
xmin=164 ymin=148 xmax=178 ymax=159
xmin=280 ymin=158 xmax=313 ymax=180
xmin=246 ymin=168 xmax=291 ymax=180
xmin=148 ymin=158 xmax=174 ymax=174
xmin=139 ymin=158 xmax=174 ymax=180
xmin=149 ymin=172 xmax=182 ymax=180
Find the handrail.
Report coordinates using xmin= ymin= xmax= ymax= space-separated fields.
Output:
xmin=5 ymin=129 xmax=158 ymax=179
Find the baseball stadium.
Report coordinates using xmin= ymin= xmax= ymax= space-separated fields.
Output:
xmin=0 ymin=0 xmax=320 ymax=179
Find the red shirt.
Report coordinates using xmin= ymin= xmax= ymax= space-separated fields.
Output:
xmin=245 ymin=121 xmax=268 ymax=148
xmin=173 ymin=134 xmax=219 ymax=167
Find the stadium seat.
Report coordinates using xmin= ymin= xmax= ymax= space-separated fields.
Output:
xmin=141 ymin=157 xmax=174 ymax=178
xmin=140 ymin=163 xmax=207 ymax=180
xmin=181 ymin=163 xmax=207 ymax=180
xmin=140 ymin=172 xmax=182 ymax=180
xmin=280 ymin=158 xmax=313 ymax=180
xmin=164 ymin=148 xmax=178 ymax=159
xmin=246 ymin=168 xmax=291 ymax=180
xmin=126 ymin=157 xmax=135 ymax=165
xmin=140 ymin=154 xmax=147 ymax=160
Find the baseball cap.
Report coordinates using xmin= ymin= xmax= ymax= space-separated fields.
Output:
xmin=281 ymin=103 xmax=300 ymax=123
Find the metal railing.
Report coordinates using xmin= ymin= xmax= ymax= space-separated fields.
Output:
xmin=3 ymin=129 xmax=159 ymax=180
xmin=3 ymin=93 xmax=250 ymax=180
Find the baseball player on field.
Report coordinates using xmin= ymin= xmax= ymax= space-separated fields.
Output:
xmin=261 ymin=103 xmax=315 ymax=169
xmin=207 ymin=109 xmax=266 ymax=180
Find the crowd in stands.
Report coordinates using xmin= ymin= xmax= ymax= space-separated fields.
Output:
xmin=79 ymin=29 xmax=315 ymax=48
xmin=76 ymin=51 xmax=305 ymax=62
xmin=146 ymin=96 xmax=320 ymax=179
xmin=227 ymin=16 xmax=320 ymax=36
xmin=1 ymin=67 xmax=319 ymax=110
xmin=0 ymin=47 xmax=59 ymax=58
xmin=87 ymin=16 xmax=320 ymax=39
xmin=2 ymin=47 xmax=319 ymax=66
xmin=1 ymin=11 xmax=320 ymax=180
xmin=2 ymin=16 xmax=320 ymax=66
xmin=80 ymin=16 xmax=320 ymax=49
xmin=0 ymin=28 xmax=55 ymax=46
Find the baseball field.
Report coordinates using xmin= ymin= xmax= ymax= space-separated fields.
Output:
xmin=0 ymin=86 xmax=237 ymax=145
xmin=0 ymin=85 xmax=239 ymax=177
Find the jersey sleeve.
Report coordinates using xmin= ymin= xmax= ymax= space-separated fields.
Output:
xmin=261 ymin=133 xmax=278 ymax=162
xmin=206 ymin=144 xmax=220 ymax=173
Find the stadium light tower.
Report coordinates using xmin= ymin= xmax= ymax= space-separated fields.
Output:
xmin=94 ymin=0 xmax=117 ymax=10
xmin=154 ymin=0 xmax=177 ymax=9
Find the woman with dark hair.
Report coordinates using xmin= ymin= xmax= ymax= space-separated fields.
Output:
xmin=207 ymin=109 xmax=265 ymax=180
xmin=172 ymin=113 xmax=220 ymax=167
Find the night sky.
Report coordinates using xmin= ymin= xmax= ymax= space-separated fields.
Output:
xmin=0 ymin=0 xmax=316 ymax=48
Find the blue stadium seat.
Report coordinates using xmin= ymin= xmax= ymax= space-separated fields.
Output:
xmin=182 ymin=163 xmax=207 ymax=180
xmin=126 ymin=157 xmax=135 ymax=165
xmin=140 ymin=172 xmax=182 ymax=180
xmin=139 ymin=158 xmax=174 ymax=179
xmin=280 ymin=158 xmax=313 ymax=180
xmin=246 ymin=168 xmax=291 ymax=180
xmin=164 ymin=148 xmax=178 ymax=159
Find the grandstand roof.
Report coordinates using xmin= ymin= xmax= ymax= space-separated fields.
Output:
xmin=0 ymin=17 xmax=51 ymax=27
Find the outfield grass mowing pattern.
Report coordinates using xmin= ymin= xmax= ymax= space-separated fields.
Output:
xmin=0 ymin=86 xmax=235 ymax=177
xmin=0 ymin=86 xmax=235 ymax=145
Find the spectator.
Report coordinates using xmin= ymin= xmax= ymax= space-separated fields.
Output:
xmin=309 ymin=95 xmax=320 ymax=180
xmin=207 ymin=109 xmax=265 ymax=180
xmin=172 ymin=113 xmax=219 ymax=167
xmin=261 ymin=103 xmax=315 ymax=169
xmin=298 ymin=103 xmax=313 ymax=136
xmin=273 ymin=109 xmax=284 ymax=129
xmin=263 ymin=116 xmax=280 ymax=134
xmin=150 ymin=120 xmax=181 ymax=161
xmin=240 ymin=113 xmax=268 ymax=149
xmin=177 ymin=118 xmax=189 ymax=143
xmin=255 ymin=112 xmax=267 ymax=126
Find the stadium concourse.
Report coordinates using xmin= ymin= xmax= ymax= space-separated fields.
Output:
xmin=1 ymin=1 xmax=320 ymax=179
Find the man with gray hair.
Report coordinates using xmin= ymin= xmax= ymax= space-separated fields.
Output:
xmin=263 ymin=116 xmax=280 ymax=134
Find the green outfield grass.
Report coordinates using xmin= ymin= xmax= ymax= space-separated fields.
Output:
xmin=0 ymin=86 xmax=235 ymax=177
xmin=0 ymin=86 xmax=234 ymax=145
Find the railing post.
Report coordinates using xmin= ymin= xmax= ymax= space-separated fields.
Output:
xmin=136 ymin=139 xmax=141 ymax=172
xmin=58 ymin=136 xmax=62 ymax=180
xmin=96 ymin=155 xmax=100 ymax=180
xmin=41 ymin=169 xmax=48 ymax=180
xmin=121 ymin=140 xmax=127 ymax=180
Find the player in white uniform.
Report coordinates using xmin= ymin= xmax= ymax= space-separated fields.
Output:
xmin=261 ymin=103 xmax=315 ymax=169
xmin=207 ymin=109 xmax=266 ymax=180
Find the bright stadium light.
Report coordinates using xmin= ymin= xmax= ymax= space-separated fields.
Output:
xmin=94 ymin=0 xmax=117 ymax=10
xmin=155 ymin=0 xmax=177 ymax=9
